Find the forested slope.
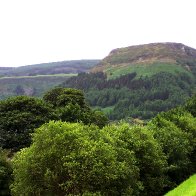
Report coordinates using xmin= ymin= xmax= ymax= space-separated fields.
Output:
xmin=62 ymin=43 xmax=196 ymax=120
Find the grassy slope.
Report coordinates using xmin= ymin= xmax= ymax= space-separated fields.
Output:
xmin=165 ymin=175 xmax=196 ymax=196
xmin=91 ymin=43 xmax=196 ymax=79
xmin=106 ymin=62 xmax=191 ymax=79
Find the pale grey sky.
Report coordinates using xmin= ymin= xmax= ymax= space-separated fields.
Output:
xmin=0 ymin=0 xmax=195 ymax=67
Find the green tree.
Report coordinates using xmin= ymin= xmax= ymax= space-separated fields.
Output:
xmin=0 ymin=148 xmax=12 ymax=196
xmin=149 ymin=108 xmax=196 ymax=188
xmin=103 ymin=123 xmax=168 ymax=195
xmin=184 ymin=94 xmax=196 ymax=117
xmin=43 ymin=87 xmax=87 ymax=108
xmin=43 ymin=87 xmax=108 ymax=128
xmin=0 ymin=96 xmax=56 ymax=151
xmin=11 ymin=121 xmax=141 ymax=195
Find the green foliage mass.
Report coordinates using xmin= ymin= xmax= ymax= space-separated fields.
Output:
xmin=103 ymin=123 xmax=168 ymax=196
xmin=11 ymin=121 xmax=168 ymax=195
xmin=1 ymin=92 xmax=195 ymax=195
xmin=43 ymin=87 xmax=108 ymax=127
xmin=11 ymin=122 xmax=139 ymax=195
xmin=63 ymin=71 xmax=195 ymax=120
xmin=0 ymin=96 xmax=56 ymax=151
xmin=184 ymin=94 xmax=196 ymax=117
xmin=0 ymin=149 xmax=12 ymax=196
xmin=0 ymin=88 xmax=108 ymax=151
xmin=43 ymin=87 xmax=87 ymax=108
xmin=148 ymin=97 xmax=196 ymax=189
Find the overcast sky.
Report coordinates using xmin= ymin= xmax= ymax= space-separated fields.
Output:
xmin=0 ymin=0 xmax=195 ymax=67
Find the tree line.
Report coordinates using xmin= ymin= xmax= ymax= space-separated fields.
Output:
xmin=62 ymin=71 xmax=195 ymax=120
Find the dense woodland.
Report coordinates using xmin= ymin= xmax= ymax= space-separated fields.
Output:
xmin=0 ymin=87 xmax=195 ymax=195
xmin=62 ymin=71 xmax=195 ymax=120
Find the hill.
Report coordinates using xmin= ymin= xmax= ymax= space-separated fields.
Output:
xmin=91 ymin=42 xmax=196 ymax=79
xmin=62 ymin=43 xmax=196 ymax=120
xmin=0 ymin=60 xmax=99 ymax=100
xmin=0 ymin=60 xmax=100 ymax=77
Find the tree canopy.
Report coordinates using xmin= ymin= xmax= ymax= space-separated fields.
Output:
xmin=0 ymin=96 xmax=56 ymax=151
xmin=11 ymin=122 xmax=140 ymax=195
xmin=0 ymin=148 xmax=12 ymax=196
xmin=0 ymin=88 xmax=108 ymax=151
xmin=11 ymin=121 xmax=169 ymax=195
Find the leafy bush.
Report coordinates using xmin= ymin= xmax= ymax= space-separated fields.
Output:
xmin=43 ymin=87 xmax=108 ymax=128
xmin=103 ymin=123 xmax=168 ymax=195
xmin=11 ymin=121 xmax=141 ymax=195
xmin=0 ymin=96 xmax=56 ymax=151
xmin=148 ymin=107 xmax=196 ymax=188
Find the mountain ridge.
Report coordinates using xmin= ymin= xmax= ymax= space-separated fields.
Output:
xmin=0 ymin=60 xmax=100 ymax=77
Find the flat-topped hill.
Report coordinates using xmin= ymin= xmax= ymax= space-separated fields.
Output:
xmin=91 ymin=43 xmax=196 ymax=78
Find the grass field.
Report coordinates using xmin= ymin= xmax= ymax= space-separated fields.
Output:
xmin=106 ymin=62 xmax=191 ymax=79
xmin=165 ymin=174 xmax=196 ymax=196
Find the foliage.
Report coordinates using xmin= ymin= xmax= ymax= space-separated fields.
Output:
xmin=11 ymin=121 xmax=141 ymax=195
xmin=0 ymin=91 xmax=196 ymax=196
xmin=148 ymin=106 xmax=196 ymax=188
xmin=0 ymin=88 xmax=108 ymax=152
xmin=165 ymin=174 xmax=196 ymax=196
xmin=0 ymin=96 xmax=56 ymax=151
xmin=43 ymin=87 xmax=87 ymax=108
xmin=43 ymin=87 xmax=108 ymax=128
xmin=103 ymin=123 xmax=168 ymax=195
xmin=63 ymin=71 xmax=195 ymax=120
xmin=184 ymin=94 xmax=196 ymax=117
xmin=0 ymin=148 xmax=12 ymax=196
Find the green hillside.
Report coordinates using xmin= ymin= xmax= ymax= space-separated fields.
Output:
xmin=91 ymin=42 xmax=196 ymax=79
xmin=106 ymin=62 xmax=192 ymax=79
xmin=0 ymin=60 xmax=100 ymax=77
xmin=63 ymin=43 xmax=196 ymax=120
xmin=165 ymin=175 xmax=196 ymax=196
xmin=0 ymin=60 xmax=99 ymax=100
xmin=0 ymin=74 xmax=76 ymax=100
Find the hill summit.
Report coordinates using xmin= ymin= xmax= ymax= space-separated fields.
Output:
xmin=91 ymin=42 xmax=196 ymax=78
